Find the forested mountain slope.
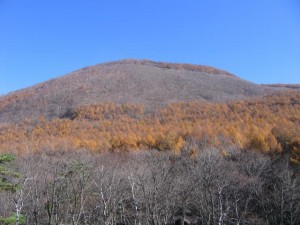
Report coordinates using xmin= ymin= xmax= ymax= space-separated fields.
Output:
xmin=1 ymin=91 xmax=299 ymax=164
xmin=0 ymin=59 xmax=299 ymax=159
xmin=1 ymin=60 xmax=300 ymax=225
xmin=0 ymin=59 xmax=285 ymax=123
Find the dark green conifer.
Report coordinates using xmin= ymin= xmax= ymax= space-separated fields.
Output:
xmin=0 ymin=154 xmax=20 ymax=192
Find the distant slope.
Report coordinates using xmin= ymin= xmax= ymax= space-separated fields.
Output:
xmin=262 ymin=84 xmax=300 ymax=89
xmin=0 ymin=59 xmax=290 ymax=123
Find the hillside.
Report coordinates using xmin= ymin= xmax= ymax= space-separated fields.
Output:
xmin=1 ymin=60 xmax=300 ymax=225
xmin=1 ymin=59 xmax=299 ymax=158
xmin=0 ymin=59 xmax=284 ymax=123
xmin=0 ymin=90 xmax=299 ymax=161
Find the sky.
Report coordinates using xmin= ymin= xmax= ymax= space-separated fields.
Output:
xmin=0 ymin=0 xmax=300 ymax=95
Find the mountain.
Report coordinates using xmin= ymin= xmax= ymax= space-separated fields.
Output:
xmin=1 ymin=60 xmax=299 ymax=225
xmin=0 ymin=59 xmax=299 ymax=156
xmin=0 ymin=59 xmax=292 ymax=123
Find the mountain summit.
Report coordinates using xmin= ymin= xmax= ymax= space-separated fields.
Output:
xmin=0 ymin=59 xmax=284 ymax=122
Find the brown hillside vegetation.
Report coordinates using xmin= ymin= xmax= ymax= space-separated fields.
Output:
xmin=0 ymin=59 xmax=286 ymax=123
xmin=105 ymin=59 xmax=237 ymax=76
xmin=1 ymin=60 xmax=300 ymax=224
xmin=262 ymin=83 xmax=300 ymax=89
xmin=1 ymin=91 xmax=299 ymax=163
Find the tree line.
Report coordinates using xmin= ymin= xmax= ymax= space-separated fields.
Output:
xmin=1 ymin=147 xmax=300 ymax=225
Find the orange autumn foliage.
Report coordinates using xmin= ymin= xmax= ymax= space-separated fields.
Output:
xmin=0 ymin=91 xmax=299 ymax=158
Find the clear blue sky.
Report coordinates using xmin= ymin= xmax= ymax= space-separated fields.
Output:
xmin=1 ymin=0 xmax=300 ymax=94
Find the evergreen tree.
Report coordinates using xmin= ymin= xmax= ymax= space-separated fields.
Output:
xmin=0 ymin=154 xmax=24 ymax=225
xmin=0 ymin=154 xmax=19 ymax=192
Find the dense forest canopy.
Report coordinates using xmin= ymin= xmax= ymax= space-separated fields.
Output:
xmin=1 ymin=91 xmax=299 ymax=164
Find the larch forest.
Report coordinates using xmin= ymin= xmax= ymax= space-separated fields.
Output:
xmin=0 ymin=60 xmax=300 ymax=225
